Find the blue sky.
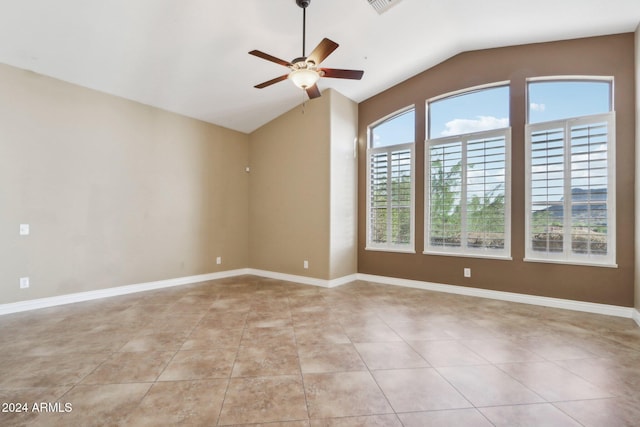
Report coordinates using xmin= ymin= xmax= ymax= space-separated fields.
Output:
xmin=372 ymin=80 xmax=611 ymax=145
xmin=528 ymin=80 xmax=611 ymax=124
xmin=429 ymin=85 xmax=509 ymax=138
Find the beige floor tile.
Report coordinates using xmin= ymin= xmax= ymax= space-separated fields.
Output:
xmin=295 ymin=323 xmax=351 ymax=345
xmin=479 ymin=403 xmax=583 ymax=426
xmin=512 ymin=335 xmax=597 ymax=360
xmin=397 ymin=408 xmax=493 ymax=427
xmin=342 ymin=323 xmax=403 ymax=343
xmin=241 ymin=326 xmax=297 ymax=348
xmin=200 ymin=311 xmax=249 ymax=329
xmin=554 ymin=398 xmax=640 ymax=427
xmin=232 ymin=344 xmax=300 ymax=377
xmin=496 ymin=361 xmax=614 ymax=401
xmin=554 ymin=356 xmax=640 ymax=394
xmin=181 ymin=326 xmax=243 ymax=350
xmin=408 ymin=340 xmax=488 ymax=367
xmin=233 ymin=422 xmax=310 ymax=427
xmin=81 ymin=351 xmax=174 ymax=384
xmin=157 ymin=348 xmax=236 ymax=380
xmin=1 ymin=275 xmax=639 ymax=426
xmin=118 ymin=330 xmax=189 ymax=352
xmin=373 ymin=368 xmax=471 ymax=412
xmin=0 ymin=387 xmax=72 ymax=427
xmin=218 ymin=375 xmax=308 ymax=425
xmin=437 ymin=320 xmax=504 ymax=339
xmin=247 ymin=309 xmax=293 ymax=328
xmin=124 ymin=379 xmax=228 ymax=426
xmin=0 ymin=353 xmax=109 ymax=389
xmin=298 ymin=343 xmax=367 ymax=373
xmin=354 ymin=342 xmax=429 ymax=370
xmin=459 ymin=338 xmax=544 ymax=363
xmin=28 ymin=383 xmax=151 ymax=427
xmin=437 ymin=365 xmax=545 ymax=407
xmin=309 ymin=414 xmax=402 ymax=426
xmin=303 ymin=371 xmax=393 ymax=418
xmin=388 ymin=321 xmax=454 ymax=341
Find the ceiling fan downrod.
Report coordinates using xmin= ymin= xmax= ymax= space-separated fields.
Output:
xmin=296 ymin=0 xmax=311 ymax=58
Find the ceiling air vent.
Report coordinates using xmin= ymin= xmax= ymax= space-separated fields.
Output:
xmin=366 ymin=0 xmax=402 ymax=14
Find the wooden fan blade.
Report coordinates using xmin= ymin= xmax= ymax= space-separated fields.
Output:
xmin=249 ymin=50 xmax=292 ymax=67
xmin=254 ymin=74 xmax=289 ymax=89
xmin=306 ymin=84 xmax=321 ymax=99
xmin=307 ymin=38 xmax=339 ymax=65
xmin=321 ymin=68 xmax=364 ymax=80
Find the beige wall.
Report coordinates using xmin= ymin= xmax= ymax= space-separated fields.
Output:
xmin=329 ymin=91 xmax=358 ymax=280
xmin=0 ymin=64 xmax=249 ymax=304
xmin=248 ymin=89 xmax=358 ymax=281
xmin=358 ymin=34 xmax=636 ymax=307
xmin=248 ymin=92 xmax=332 ymax=279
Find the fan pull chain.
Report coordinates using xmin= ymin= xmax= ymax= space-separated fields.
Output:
xmin=301 ymin=90 xmax=306 ymax=114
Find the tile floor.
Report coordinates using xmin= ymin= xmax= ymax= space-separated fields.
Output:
xmin=1 ymin=275 xmax=640 ymax=426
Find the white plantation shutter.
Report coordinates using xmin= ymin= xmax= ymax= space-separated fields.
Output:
xmin=367 ymin=144 xmax=414 ymax=250
xmin=569 ymin=119 xmax=610 ymax=256
xmin=428 ymin=142 xmax=463 ymax=249
xmin=529 ymin=126 xmax=566 ymax=253
xmin=366 ymin=107 xmax=415 ymax=252
xmin=369 ymin=152 xmax=388 ymax=244
xmin=389 ymin=149 xmax=412 ymax=245
xmin=426 ymin=129 xmax=510 ymax=257
xmin=466 ymin=134 xmax=508 ymax=251
xmin=525 ymin=112 xmax=615 ymax=266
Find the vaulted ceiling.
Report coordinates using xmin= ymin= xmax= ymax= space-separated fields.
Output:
xmin=1 ymin=0 xmax=639 ymax=133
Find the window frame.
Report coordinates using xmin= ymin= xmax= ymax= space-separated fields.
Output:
xmin=365 ymin=106 xmax=416 ymax=253
xmin=524 ymin=76 xmax=616 ymax=268
xmin=424 ymin=83 xmax=512 ymax=260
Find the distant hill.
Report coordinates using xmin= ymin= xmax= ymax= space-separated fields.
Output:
xmin=539 ymin=188 xmax=607 ymax=221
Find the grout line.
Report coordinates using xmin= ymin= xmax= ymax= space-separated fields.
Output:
xmin=288 ymin=293 xmax=312 ymax=423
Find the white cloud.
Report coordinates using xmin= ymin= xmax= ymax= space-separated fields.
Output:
xmin=441 ymin=116 xmax=508 ymax=137
xmin=530 ymin=102 xmax=546 ymax=112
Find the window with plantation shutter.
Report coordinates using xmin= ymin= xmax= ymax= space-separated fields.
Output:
xmin=366 ymin=108 xmax=415 ymax=252
xmin=525 ymin=78 xmax=615 ymax=267
xmin=425 ymin=83 xmax=511 ymax=259
xmin=426 ymin=130 xmax=511 ymax=257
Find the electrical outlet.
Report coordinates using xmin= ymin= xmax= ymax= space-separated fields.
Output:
xmin=20 ymin=277 xmax=30 ymax=289
xmin=303 ymin=260 xmax=309 ymax=269
xmin=216 ymin=256 xmax=222 ymax=265
xmin=464 ymin=268 xmax=471 ymax=278
xmin=19 ymin=224 xmax=30 ymax=236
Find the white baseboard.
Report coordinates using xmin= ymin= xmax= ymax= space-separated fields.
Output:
xmin=357 ymin=273 xmax=635 ymax=320
xmin=247 ymin=269 xmax=358 ymax=289
xmin=0 ymin=269 xmax=250 ymax=316
xmin=0 ymin=269 xmax=357 ymax=315
xmin=1 ymin=268 xmax=636 ymax=327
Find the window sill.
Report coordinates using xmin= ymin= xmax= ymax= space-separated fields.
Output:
xmin=365 ymin=246 xmax=416 ymax=254
xmin=524 ymin=257 xmax=618 ymax=269
xmin=423 ymin=250 xmax=512 ymax=261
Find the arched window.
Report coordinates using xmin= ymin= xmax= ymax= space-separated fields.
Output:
xmin=525 ymin=77 xmax=615 ymax=267
xmin=366 ymin=107 xmax=415 ymax=252
xmin=425 ymin=83 xmax=511 ymax=258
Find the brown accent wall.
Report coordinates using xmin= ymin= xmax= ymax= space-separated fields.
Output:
xmin=635 ymin=25 xmax=640 ymax=311
xmin=0 ymin=64 xmax=249 ymax=304
xmin=358 ymin=34 xmax=636 ymax=307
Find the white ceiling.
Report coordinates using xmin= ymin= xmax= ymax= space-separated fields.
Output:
xmin=0 ymin=0 xmax=638 ymax=134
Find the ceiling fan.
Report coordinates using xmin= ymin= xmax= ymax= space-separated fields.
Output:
xmin=249 ymin=0 xmax=364 ymax=99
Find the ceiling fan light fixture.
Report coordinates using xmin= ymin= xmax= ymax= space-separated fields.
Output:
xmin=288 ymin=68 xmax=320 ymax=89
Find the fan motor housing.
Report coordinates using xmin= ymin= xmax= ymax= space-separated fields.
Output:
xmin=296 ymin=0 xmax=311 ymax=8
